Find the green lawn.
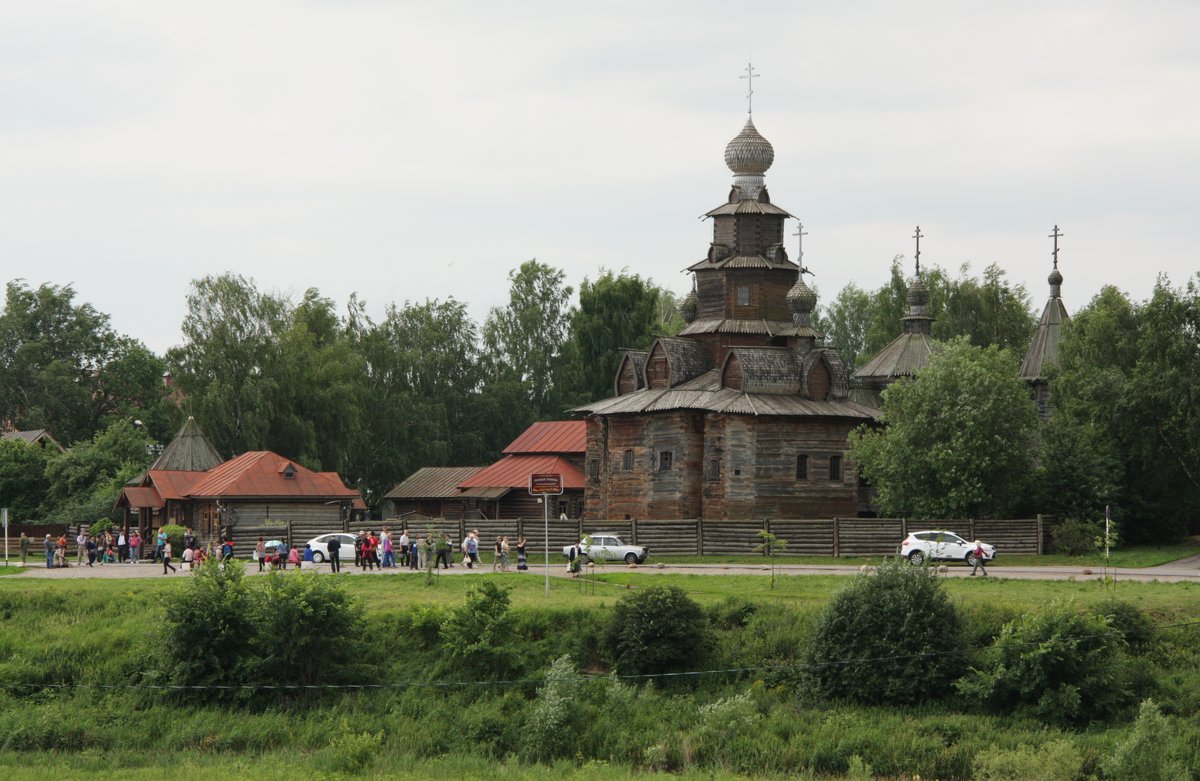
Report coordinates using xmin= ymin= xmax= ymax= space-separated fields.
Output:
xmin=652 ymin=539 xmax=1200 ymax=568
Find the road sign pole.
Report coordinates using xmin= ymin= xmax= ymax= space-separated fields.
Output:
xmin=528 ymin=474 xmax=563 ymax=599
xmin=2 ymin=508 xmax=8 ymax=564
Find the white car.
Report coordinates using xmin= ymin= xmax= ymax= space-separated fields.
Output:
xmin=305 ymin=533 xmax=357 ymax=563
xmin=900 ymin=531 xmax=995 ymax=567
xmin=563 ymin=534 xmax=648 ymax=565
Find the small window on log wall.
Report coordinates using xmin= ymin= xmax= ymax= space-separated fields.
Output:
xmin=658 ymin=451 xmax=673 ymax=471
xmin=737 ymin=286 xmax=750 ymax=306
xmin=587 ymin=459 xmax=599 ymax=479
xmin=622 ymin=449 xmax=633 ymax=471
xmin=829 ymin=455 xmax=842 ymax=482
xmin=795 ymin=454 xmax=808 ymax=480
xmin=705 ymin=458 xmax=720 ymax=480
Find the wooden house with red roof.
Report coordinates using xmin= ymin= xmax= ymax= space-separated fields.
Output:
xmin=116 ymin=417 xmax=364 ymax=540
xmin=382 ymin=420 xmax=587 ymax=523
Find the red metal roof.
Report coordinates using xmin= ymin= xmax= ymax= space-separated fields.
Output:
xmin=186 ymin=452 xmax=361 ymax=499
xmin=502 ymin=420 xmax=586 ymax=455
xmin=116 ymin=486 xmax=165 ymax=509
xmin=457 ymin=454 xmax=585 ymax=490
xmin=148 ymin=470 xmax=203 ymax=501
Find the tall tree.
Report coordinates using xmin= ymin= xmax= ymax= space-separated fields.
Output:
xmin=848 ymin=338 xmax=1038 ymax=518
xmin=936 ymin=263 xmax=1035 ymax=351
xmin=482 ymin=260 xmax=575 ymax=420
xmin=0 ymin=438 xmax=53 ymax=520
xmin=169 ymin=273 xmax=289 ymax=456
xmin=566 ymin=269 xmax=672 ymax=401
xmin=0 ymin=281 xmax=116 ymax=444
xmin=43 ymin=420 xmax=154 ymax=523
xmin=1052 ymin=278 xmax=1200 ymax=541
xmin=820 ymin=282 xmax=873 ymax=372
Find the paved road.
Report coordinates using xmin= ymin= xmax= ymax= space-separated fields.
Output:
xmin=7 ymin=555 xmax=1200 ymax=583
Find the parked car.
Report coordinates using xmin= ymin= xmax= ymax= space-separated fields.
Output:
xmin=900 ymin=531 xmax=995 ymax=567
xmin=563 ymin=534 xmax=648 ymax=565
xmin=305 ymin=533 xmax=357 ymax=564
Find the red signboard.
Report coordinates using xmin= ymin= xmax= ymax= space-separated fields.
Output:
xmin=528 ymin=473 xmax=563 ymax=496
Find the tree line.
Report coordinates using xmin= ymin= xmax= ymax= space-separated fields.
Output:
xmin=1 ymin=263 xmax=1196 ymax=542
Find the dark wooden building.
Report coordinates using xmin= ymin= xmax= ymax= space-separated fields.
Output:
xmin=1019 ymin=250 xmax=1070 ymax=420
xmin=573 ymin=116 xmax=879 ymax=521
xmin=383 ymin=466 xmax=485 ymax=521
xmin=850 ymin=257 xmax=943 ymax=409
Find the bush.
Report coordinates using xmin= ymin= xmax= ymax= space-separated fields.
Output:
xmin=1049 ymin=517 xmax=1101 ymax=555
xmin=1092 ymin=599 xmax=1155 ymax=653
xmin=1104 ymin=699 xmax=1188 ymax=781
xmin=160 ymin=523 xmax=186 ymax=554
xmin=972 ymin=739 xmax=1083 ymax=781
xmin=155 ymin=559 xmax=371 ymax=701
xmin=802 ymin=558 xmax=966 ymax=705
xmin=439 ymin=581 xmax=520 ymax=679
xmin=604 ymin=585 xmax=711 ymax=677
xmin=956 ymin=604 xmax=1133 ymax=726
xmin=521 ymin=655 xmax=580 ymax=761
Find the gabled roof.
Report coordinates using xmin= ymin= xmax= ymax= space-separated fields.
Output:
xmin=383 ymin=466 xmax=485 ymax=500
xmin=457 ymin=454 xmax=586 ymax=491
xmin=503 ymin=420 xmax=586 ymax=454
xmin=116 ymin=486 xmax=164 ymax=510
xmin=1 ymin=429 xmax=64 ymax=451
xmin=151 ymin=416 xmax=224 ymax=471
xmin=649 ymin=336 xmax=714 ymax=387
xmin=185 ymin=451 xmax=360 ymax=500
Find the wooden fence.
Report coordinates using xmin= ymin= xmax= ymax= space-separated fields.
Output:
xmin=8 ymin=517 xmax=1044 ymax=561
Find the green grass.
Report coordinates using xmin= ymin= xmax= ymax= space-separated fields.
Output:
xmin=655 ymin=539 xmax=1200 ymax=568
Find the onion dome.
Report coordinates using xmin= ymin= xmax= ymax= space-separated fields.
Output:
xmin=724 ymin=118 xmax=774 ymax=200
xmin=787 ymin=277 xmax=817 ymax=326
xmin=680 ymin=287 xmax=699 ymax=324
xmin=1048 ymin=264 xmax=1063 ymax=298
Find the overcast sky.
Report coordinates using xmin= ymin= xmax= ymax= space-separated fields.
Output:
xmin=4 ymin=1 xmax=1198 ymax=355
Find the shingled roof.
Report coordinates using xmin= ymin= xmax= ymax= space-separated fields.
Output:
xmin=1 ymin=429 xmax=64 ymax=451
xmin=650 ymin=337 xmax=715 ymax=387
xmin=1020 ymin=266 xmax=1070 ymax=381
xmin=383 ymin=466 xmax=484 ymax=500
xmin=150 ymin=416 xmax=224 ymax=472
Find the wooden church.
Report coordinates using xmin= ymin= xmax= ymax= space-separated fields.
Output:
xmin=573 ymin=111 xmax=880 ymax=521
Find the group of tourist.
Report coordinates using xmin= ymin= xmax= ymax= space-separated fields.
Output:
xmin=19 ymin=529 xmax=145 ymax=568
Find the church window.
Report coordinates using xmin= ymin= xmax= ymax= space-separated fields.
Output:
xmin=587 ymin=459 xmax=599 ymax=479
xmin=705 ymin=458 xmax=720 ymax=480
xmin=622 ymin=449 xmax=634 ymax=471
xmin=658 ymin=451 xmax=673 ymax=471
xmin=737 ymin=286 xmax=750 ymax=306
xmin=829 ymin=455 xmax=842 ymax=482
xmin=795 ymin=454 xmax=808 ymax=480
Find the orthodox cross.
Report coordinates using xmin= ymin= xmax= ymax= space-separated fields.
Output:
xmin=739 ymin=62 xmax=758 ymax=116
xmin=1049 ymin=225 xmax=1063 ymax=268
xmin=793 ymin=221 xmax=813 ymax=276
xmin=912 ymin=225 xmax=924 ymax=276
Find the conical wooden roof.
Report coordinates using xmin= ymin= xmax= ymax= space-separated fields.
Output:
xmin=151 ymin=416 xmax=224 ymax=471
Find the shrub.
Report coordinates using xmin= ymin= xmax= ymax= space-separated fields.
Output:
xmin=956 ymin=604 xmax=1133 ymax=726
xmin=802 ymin=557 xmax=966 ymax=705
xmin=1092 ymin=599 xmax=1155 ymax=653
xmin=521 ymin=655 xmax=580 ymax=760
xmin=1049 ymin=517 xmax=1101 ymax=555
xmin=88 ymin=518 xmax=113 ymax=535
xmin=1104 ymin=699 xmax=1188 ymax=781
xmin=160 ymin=523 xmax=186 ymax=553
xmin=604 ymin=585 xmax=711 ymax=677
xmin=439 ymin=581 xmax=520 ymax=679
xmin=972 ymin=739 xmax=1083 ymax=781
xmin=155 ymin=559 xmax=371 ymax=701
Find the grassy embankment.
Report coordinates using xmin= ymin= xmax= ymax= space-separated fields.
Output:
xmin=1 ymin=571 xmax=1198 ymax=779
